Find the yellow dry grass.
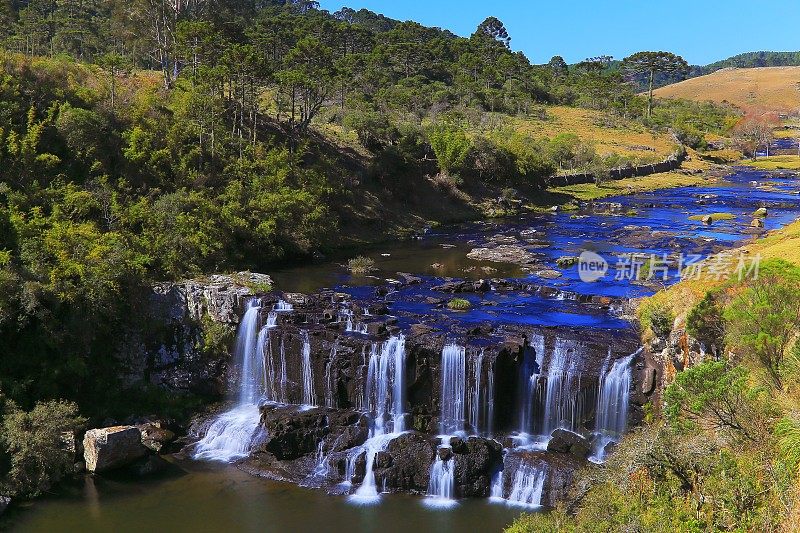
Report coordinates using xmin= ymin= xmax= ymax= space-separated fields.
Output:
xmin=743 ymin=155 xmax=800 ymax=170
xmin=508 ymin=106 xmax=677 ymax=160
xmin=653 ymin=66 xmax=800 ymax=114
xmin=549 ymin=171 xmax=713 ymax=201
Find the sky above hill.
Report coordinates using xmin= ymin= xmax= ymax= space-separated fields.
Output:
xmin=317 ymin=0 xmax=800 ymax=66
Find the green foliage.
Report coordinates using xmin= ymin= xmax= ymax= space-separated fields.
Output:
xmin=447 ymin=298 xmax=471 ymax=310
xmin=664 ymin=361 xmax=769 ymax=441
xmin=686 ymin=290 xmax=726 ymax=353
xmin=724 ymin=259 xmax=800 ymax=389
xmin=0 ymin=396 xmax=86 ymax=498
xmin=641 ymin=304 xmax=674 ymax=338
xmin=427 ymin=123 xmax=471 ymax=177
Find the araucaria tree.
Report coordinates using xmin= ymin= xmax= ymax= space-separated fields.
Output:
xmin=622 ymin=51 xmax=689 ymax=118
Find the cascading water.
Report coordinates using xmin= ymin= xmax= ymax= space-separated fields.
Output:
xmin=506 ymin=464 xmax=547 ymax=508
xmin=469 ymin=349 xmax=484 ymax=434
xmin=349 ymin=335 xmax=407 ymax=504
xmin=301 ymin=331 xmax=315 ymax=407
xmin=519 ymin=334 xmax=545 ymax=438
xmin=278 ymin=336 xmax=288 ymax=404
xmin=194 ymin=300 xmax=267 ymax=462
xmin=590 ymin=348 xmax=640 ymax=462
xmin=440 ymin=343 xmax=466 ymax=435
xmin=486 ymin=358 xmax=495 ymax=436
xmin=539 ymin=338 xmax=586 ymax=438
xmin=324 ymin=341 xmax=338 ymax=408
xmin=424 ymin=444 xmax=457 ymax=508
xmin=363 ymin=335 xmax=407 ymax=435
xmin=274 ymin=299 xmax=293 ymax=311
xmin=490 ymin=470 xmax=504 ymax=500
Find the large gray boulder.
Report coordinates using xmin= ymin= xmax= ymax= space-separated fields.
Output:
xmin=83 ymin=426 xmax=147 ymax=473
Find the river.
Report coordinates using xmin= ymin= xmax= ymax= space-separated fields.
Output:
xmin=6 ymin=167 xmax=800 ymax=532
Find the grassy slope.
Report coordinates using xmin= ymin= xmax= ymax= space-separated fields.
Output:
xmin=744 ymin=155 xmax=800 ymax=170
xmin=508 ymin=106 xmax=676 ymax=161
xmin=642 ymin=218 xmax=800 ymax=337
xmin=653 ymin=66 xmax=800 ymax=114
xmin=316 ymin=106 xmax=682 ymax=243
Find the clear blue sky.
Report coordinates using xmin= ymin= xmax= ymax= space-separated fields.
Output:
xmin=317 ymin=0 xmax=800 ymax=65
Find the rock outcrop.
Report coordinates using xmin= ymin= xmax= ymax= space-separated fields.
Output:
xmin=83 ymin=426 xmax=147 ymax=473
xmin=116 ymin=272 xmax=272 ymax=397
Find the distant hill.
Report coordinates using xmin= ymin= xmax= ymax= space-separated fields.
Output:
xmin=653 ymin=66 xmax=800 ymax=114
xmin=703 ymin=51 xmax=800 ymax=73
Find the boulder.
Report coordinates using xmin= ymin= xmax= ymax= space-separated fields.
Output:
xmin=453 ymin=437 xmax=503 ymax=497
xmin=379 ymin=432 xmax=436 ymax=492
xmin=753 ymin=207 xmax=768 ymax=218
xmin=83 ymin=426 xmax=147 ymax=473
xmin=138 ymin=422 xmax=177 ymax=453
xmin=751 ymin=218 xmax=765 ymax=228
xmin=701 ymin=215 xmax=713 ymax=225
xmin=547 ymin=428 xmax=590 ymax=459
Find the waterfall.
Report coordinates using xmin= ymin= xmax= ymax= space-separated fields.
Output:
xmin=440 ymin=343 xmax=466 ymax=435
xmin=301 ymin=331 xmax=315 ymax=407
xmin=349 ymin=335 xmax=407 ymax=503
xmin=312 ymin=439 xmax=329 ymax=478
xmin=424 ymin=445 xmax=457 ymax=508
xmin=256 ymin=326 xmax=275 ymax=402
xmin=506 ymin=464 xmax=547 ymax=508
xmin=363 ymin=335 xmax=407 ymax=435
xmin=265 ymin=311 xmax=278 ymax=328
xmin=274 ymin=299 xmax=293 ymax=311
xmin=490 ymin=470 xmax=504 ymax=500
xmin=539 ymin=338 xmax=586 ymax=438
xmin=590 ymin=348 xmax=640 ymax=462
xmin=324 ymin=341 xmax=338 ymax=408
xmin=194 ymin=300 xmax=267 ymax=462
xmin=487 ymin=358 xmax=495 ymax=436
xmin=519 ymin=334 xmax=545 ymax=436
xmin=349 ymin=433 xmax=395 ymax=504
xmin=278 ymin=336 xmax=288 ymax=404
xmin=469 ymin=349 xmax=485 ymax=435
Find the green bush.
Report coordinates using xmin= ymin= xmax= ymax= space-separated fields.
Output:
xmin=347 ymin=256 xmax=375 ymax=275
xmin=0 ymin=396 xmax=86 ymax=498
xmin=686 ymin=290 xmax=725 ymax=353
xmin=447 ymin=298 xmax=471 ymax=310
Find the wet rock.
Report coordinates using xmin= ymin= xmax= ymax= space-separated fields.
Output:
xmin=129 ymin=454 xmax=171 ymax=477
xmin=753 ymin=207 xmax=768 ymax=217
xmin=547 ymin=429 xmax=590 ymax=459
xmin=397 ymin=273 xmax=422 ymax=285
xmin=432 ymin=280 xmax=468 ymax=293
xmin=533 ymin=269 xmax=562 ymax=279
xmin=379 ymin=432 xmax=436 ymax=492
xmin=83 ymin=426 xmax=147 ymax=473
xmin=438 ymin=446 xmax=454 ymax=461
xmin=453 ymin=437 xmax=503 ymax=497
xmin=259 ymin=407 xmax=361 ymax=460
xmin=472 ymin=279 xmax=491 ymax=292
xmin=751 ymin=218 xmax=765 ymax=228
xmin=701 ymin=215 xmax=713 ymax=225
xmin=138 ymin=422 xmax=177 ymax=454
xmin=466 ymin=245 xmax=539 ymax=266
